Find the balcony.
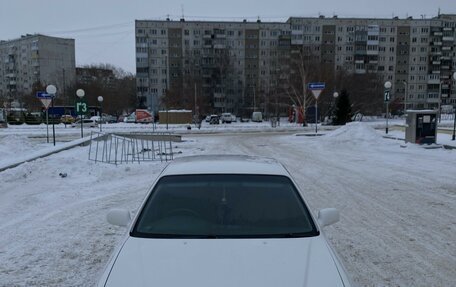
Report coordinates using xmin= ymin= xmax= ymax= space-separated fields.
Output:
xmin=442 ymin=36 xmax=454 ymax=41
xmin=441 ymin=65 xmax=450 ymax=70
xmin=432 ymin=61 xmax=441 ymax=65
xmin=442 ymin=46 xmax=452 ymax=51
xmin=427 ymin=75 xmax=440 ymax=84
xmin=433 ymin=32 xmax=443 ymax=36
xmin=355 ymin=68 xmax=366 ymax=74
xmin=426 ymin=98 xmax=440 ymax=103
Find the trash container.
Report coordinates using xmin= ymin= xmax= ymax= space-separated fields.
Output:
xmin=405 ymin=110 xmax=437 ymax=144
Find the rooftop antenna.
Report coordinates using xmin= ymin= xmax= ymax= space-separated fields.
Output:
xmin=438 ymin=7 xmax=441 ymax=16
xmin=181 ymin=4 xmax=185 ymax=19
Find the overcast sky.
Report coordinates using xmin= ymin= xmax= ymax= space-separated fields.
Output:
xmin=1 ymin=0 xmax=454 ymax=73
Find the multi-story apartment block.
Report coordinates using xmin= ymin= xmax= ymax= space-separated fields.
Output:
xmin=136 ymin=14 xmax=456 ymax=114
xmin=76 ymin=67 xmax=116 ymax=89
xmin=0 ymin=34 xmax=75 ymax=103
xmin=288 ymin=15 xmax=456 ymax=110
xmin=135 ymin=19 xmax=290 ymax=115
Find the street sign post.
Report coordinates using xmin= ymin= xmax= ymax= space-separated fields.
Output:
xmin=308 ymin=82 xmax=325 ymax=134
xmin=75 ymin=89 xmax=86 ymax=138
xmin=36 ymin=91 xmax=54 ymax=143
xmin=384 ymin=90 xmax=390 ymax=102
xmin=75 ymin=100 xmax=88 ymax=115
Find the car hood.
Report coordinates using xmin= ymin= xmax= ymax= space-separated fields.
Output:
xmin=104 ymin=236 xmax=344 ymax=287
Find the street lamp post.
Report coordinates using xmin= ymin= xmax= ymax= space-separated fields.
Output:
xmin=46 ymin=85 xmax=57 ymax=146
xmin=384 ymin=81 xmax=392 ymax=134
xmin=98 ymin=96 xmax=103 ymax=132
xmin=402 ymin=81 xmax=407 ymax=114
xmin=76 ymin=89 xmax=85 ymax=138
xmin=452 ymin=72 xmax=456 ymax=141
xmin=332 ymin=92 xmax=339 ymax=124
xmin=438 ymin=80 xmax=442 ymax=123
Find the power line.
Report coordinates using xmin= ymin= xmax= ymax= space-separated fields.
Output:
xmin=47 ymin=21 xmax=133 ymax=35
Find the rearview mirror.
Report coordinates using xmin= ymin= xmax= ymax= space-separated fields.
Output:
xmin=318 ymin=208 xmax=340 ymax=227
xmin=107 ymin=209 xmax=131 ymax=227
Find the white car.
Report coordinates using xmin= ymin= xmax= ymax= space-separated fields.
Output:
xmin=71 ymin=119 xmax=98 ymax=128
xmin=221 ymin=112 xmax=233 ymax=123
xmin=98 ymin=155 xmax=353 ymax=287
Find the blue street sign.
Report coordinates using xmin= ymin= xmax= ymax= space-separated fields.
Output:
xmin=36 ymin=91 xmax=54 ymax=99
xmin=308 ymin=82 xmax=326 ymax=90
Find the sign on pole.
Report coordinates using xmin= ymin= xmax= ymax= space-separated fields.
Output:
xmin=75 ymin=100 xmax=88 ymax=115
xmin=308 ymin=82 xmax=326 ymax=99
xmin=36 ymin=92 xmax=54 ymax=110
xmin=308 ymin=82 xmax=325 ymax=134
xmin=384 ymin=90 xmax=390 ymax=102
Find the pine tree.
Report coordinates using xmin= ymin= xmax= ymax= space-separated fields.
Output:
xmin=334 ymin=89 xmax=352 ymax=125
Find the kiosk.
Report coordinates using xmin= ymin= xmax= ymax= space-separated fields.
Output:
xmin=405 ymin=110 xmax=437 ymax=144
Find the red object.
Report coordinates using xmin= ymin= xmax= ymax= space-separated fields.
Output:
xmin=288 ymin=106 xmax=304 ymax=123
xmin=136 ymin=109 xmax=153 ymax=123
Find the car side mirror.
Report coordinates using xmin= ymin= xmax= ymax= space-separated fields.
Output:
xmin=107 ymin=209 xmax=131 ymax=227
xmin=318 ymin=208 xmax=340 ymax=227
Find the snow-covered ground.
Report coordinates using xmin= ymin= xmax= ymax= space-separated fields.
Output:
xmin=0 ymin=121 xmax=455 ymax=286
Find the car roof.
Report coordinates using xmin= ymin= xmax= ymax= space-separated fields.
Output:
xmin=161 ymin=155 xmax=289 ymax=176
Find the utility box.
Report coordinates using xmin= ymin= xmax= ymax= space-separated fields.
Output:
xmin=405 ymin=110 xmax=437 ymax=144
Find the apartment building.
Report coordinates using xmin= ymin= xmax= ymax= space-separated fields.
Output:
xmin=136 ymin=14 xmax=456 ymax=113
xmin=289 ymin=15 xmax=456 ymax=110
xmin=0 ymin=34 xmax=75 ymax=103
xmin=76 ymin=67 xmax=116 ymax=89
xmin=135 ymin=19 xmax=290 ymax=115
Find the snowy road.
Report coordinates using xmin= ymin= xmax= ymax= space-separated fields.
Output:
xmin=0 ymin=123 xmax=455 ymax=286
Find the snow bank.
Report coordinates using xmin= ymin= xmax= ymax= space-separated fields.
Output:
xmin=325 ymin=122 xmax=385 ymax=145
xmin=0 ymin=135 xmax=38 ymax=160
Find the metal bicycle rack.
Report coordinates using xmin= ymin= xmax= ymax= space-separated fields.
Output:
xmin=88 ymin=132 xmax=177 ymax=164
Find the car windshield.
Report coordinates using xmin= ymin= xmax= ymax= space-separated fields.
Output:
xmin=132 ymin=174 xmax=318 ymax=238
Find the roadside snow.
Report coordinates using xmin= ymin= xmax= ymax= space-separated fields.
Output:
xmin=0 ymin=122 xmax=455 ymax=286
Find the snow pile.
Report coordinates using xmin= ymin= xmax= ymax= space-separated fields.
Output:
xmin=325 ymin=122 xmax=385 ymax=145
xmin=0 ymin=135 xmax=36 ymax=158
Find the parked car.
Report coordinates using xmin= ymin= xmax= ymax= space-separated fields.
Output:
xmin=221 ymin=112 xmax=233 ymax=123
xmin=251 ymin=111 xmax=263 ymax=122
xmin=99 ymin=155 xmax=352 ymax=287
xmin=71 ymin=119 xmax=98 ymax=128
xmin=205 ymin=115 xmax=211 ymax=122
xmin=101 ymin=114 xmax=117 ymax=123
xmin=123 ymin=112 xmax=136 ymax=123
xmin=209 ymin=114 xmax=220 ymax=124
xmin=25 ymin=112 xmax=43 ymax=125
xmin=231 ymin=114 xmax=237 ymax=122
xmin=60 ymin=114 xmax=75 ymax=125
